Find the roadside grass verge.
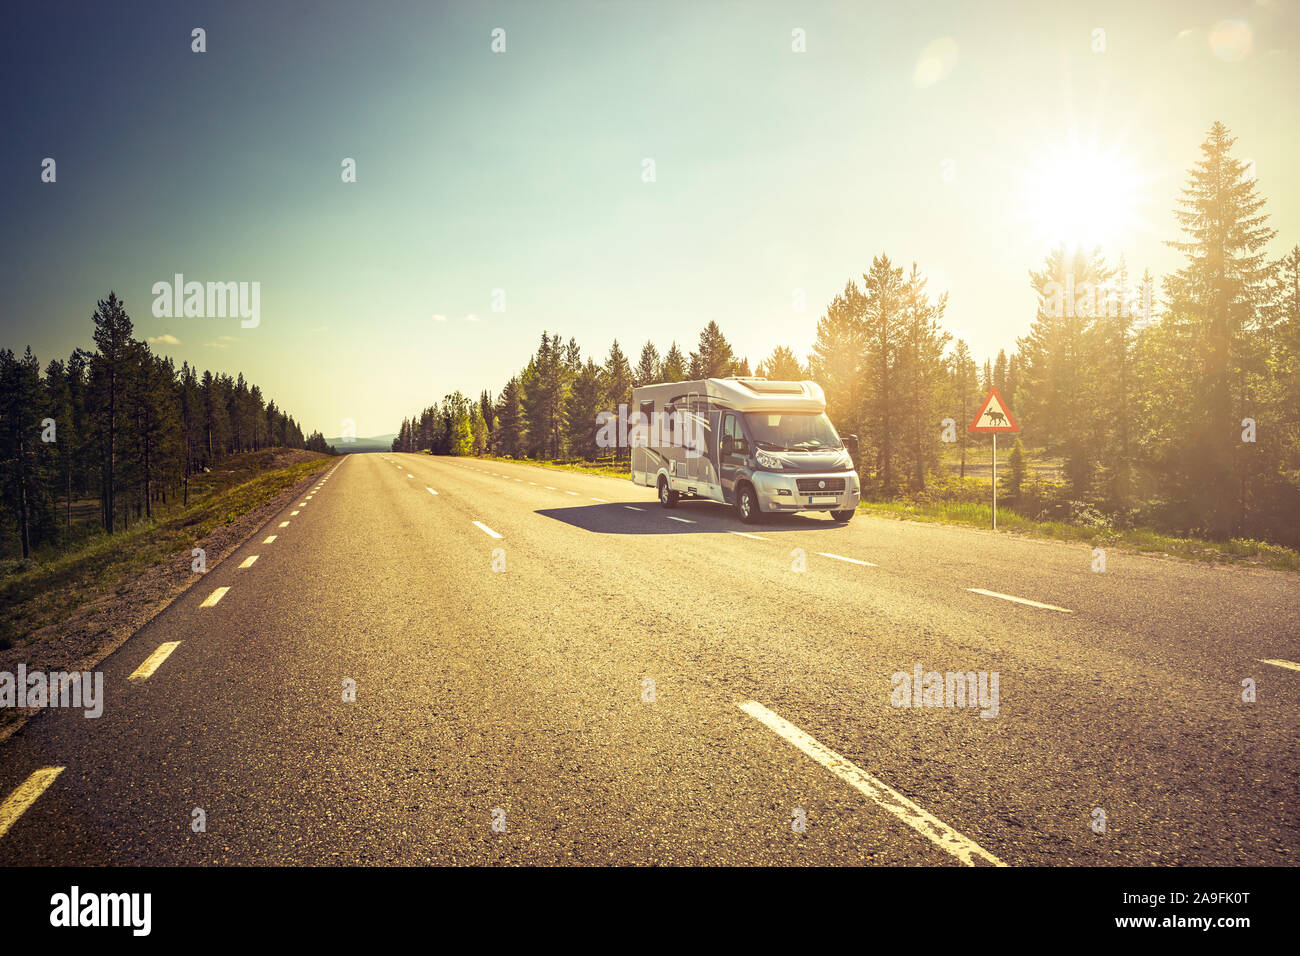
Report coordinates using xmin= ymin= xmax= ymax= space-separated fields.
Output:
xmin=0 ymin=450 xmax=333 ymax=647
xmin=860 ymin=499 xmax=1300 ymax=571
xmin=474 ymin=454 xmax=630 ymax=480
xmin=465 ymin=454 xmax=1299 ymax=572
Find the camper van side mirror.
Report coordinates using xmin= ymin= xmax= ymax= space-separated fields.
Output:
xmin=843 ymin=434 xmax=859 ymax=465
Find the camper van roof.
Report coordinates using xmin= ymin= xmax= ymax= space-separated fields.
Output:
xmin=633 ymin=377 xmax=827 ymax=413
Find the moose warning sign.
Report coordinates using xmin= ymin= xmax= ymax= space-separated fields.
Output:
xmin=967 ymin=386 xmax=1018 ymax=530
xmin=969 ymin=386 xmax=1019 ymax=434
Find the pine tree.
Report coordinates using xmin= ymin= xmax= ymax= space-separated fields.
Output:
xmin=895 ymin=263 xmax=950 ymax=491
xmin=44 ymin=358 xmax=75 ymax=530
xmin=661 ymin=342 xmax=686 ymax=382
xmin=634 ymin=341 xmax=661 ymax=386
xmin=89 ymin=292 xmax=133 ymax=532
xmin=495 ymin=377 xmax=525 ymax=457
xmin=862 ymin=255 xmax=905 ymax=496
xmin=810 ymin=280 xmax=868 ymax=453
xmin=1162 ymin=121 xmax=1278 ymax=537
xmin=948 ymin=340 xmax=980 ymax=479
xmin=757 ymin=346 xmax=806 ymax=380
xmin=0 ymin=348 xmax=53 ymax=556
xmin=688 ymin=321 xmax=736 ymax=378
xmin=1004 ymin=437 xmax=1028 ymax=498
xmin=1019 ymin=244 xmax=1113 ymax=496
xmin=566 ymin=359 xmax=606 ymax=459
xmin=604 ymin=341 xmax=634 ymax=460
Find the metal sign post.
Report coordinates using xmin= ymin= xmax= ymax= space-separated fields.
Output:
xmin=968 ymin=386 xmax=1018 ymax=531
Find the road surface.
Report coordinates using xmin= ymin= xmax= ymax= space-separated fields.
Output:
xmin=1 ymin=452 xmax=1297 ymax=865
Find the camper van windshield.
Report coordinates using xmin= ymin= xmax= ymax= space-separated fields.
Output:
xmin=742 ymin=412 xmax=842 ymax=451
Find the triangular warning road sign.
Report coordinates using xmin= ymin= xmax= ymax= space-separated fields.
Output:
xmin=968 ymin=386 xmax=1019 ymax=433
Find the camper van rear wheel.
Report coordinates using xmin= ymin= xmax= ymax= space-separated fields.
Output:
xmin=735 ymin=483 xmax=759 ymax=523
xmin=658 ymin=476 xmax=679 ymax=508
xmin=831 ymin=509 xmax=855 ymax=523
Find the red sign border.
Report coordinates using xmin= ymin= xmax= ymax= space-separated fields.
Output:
xmin=968 ymin=385 xmax=1020 ymax=433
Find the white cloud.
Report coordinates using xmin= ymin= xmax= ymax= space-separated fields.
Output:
xmin=148 ymin=333 xmax=181 ymax=346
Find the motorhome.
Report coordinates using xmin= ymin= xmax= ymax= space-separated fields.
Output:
xmin=629 ymin=377 xmax=861 ymax=523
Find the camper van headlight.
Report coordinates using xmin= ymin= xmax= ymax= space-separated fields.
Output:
xmin=755 ymin=450 xmax=783 ymax=471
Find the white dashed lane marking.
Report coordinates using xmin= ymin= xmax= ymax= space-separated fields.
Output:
xmin=426 ymin=487 xmax=439 ymax=496
xmin=239 ymin=555 xmax=258 ymax=568
xmin=624 ymin=506 xmax=644 ymax=511
xmin=965 ymin=588 xmax=1072 ymax=613
xmin=817 ymin=552 xmax=877 ymax=567
xmin=730 ymin=531 xmax=767 ymax=540
xmin=473 ymin=521 xmax=503 ymax=539
xmin=1260 ymin=659 xmax=1300 ymax=672
xmin=738 ymin=700 xmax=1004 ymax=867
xmin=128 ymin=641 xmax=182 ymax=681
xmin=279 ymin=521 xmax=290 ymax=528
xmin=667 ymin=516 xmax=695 ymax=524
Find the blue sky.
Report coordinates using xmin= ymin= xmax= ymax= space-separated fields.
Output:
xmin=2 ymin=0 xmax=1297 ymax=437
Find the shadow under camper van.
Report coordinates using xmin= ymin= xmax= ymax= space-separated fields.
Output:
xmin=629 ymin=377 xmax=861 ymax=523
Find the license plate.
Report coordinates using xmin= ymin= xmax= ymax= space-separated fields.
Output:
xmin=808 ymin=496 xmax=837 ymax=505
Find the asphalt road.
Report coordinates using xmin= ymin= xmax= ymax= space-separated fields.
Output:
xmin=1 ymin=452 xmax=1297 ymax=865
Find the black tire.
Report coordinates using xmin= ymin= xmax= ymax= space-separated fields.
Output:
xmin=831 ymin=509 xmax=855 ymax=522
xmin=735 ymin=483 xmax=760 ymax=524
xmin=658 ymin=476 xmax=679 ymax=508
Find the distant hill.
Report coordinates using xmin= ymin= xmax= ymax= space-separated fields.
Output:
xmin=324 ymin=433 xmax=397 ymax=453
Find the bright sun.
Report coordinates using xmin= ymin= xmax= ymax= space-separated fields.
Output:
xmin=1019 ymin=142 xmax=1146 ymax=250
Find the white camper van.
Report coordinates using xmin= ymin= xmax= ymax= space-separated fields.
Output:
xmin=629 ymin=377 xmax=861 ymax=523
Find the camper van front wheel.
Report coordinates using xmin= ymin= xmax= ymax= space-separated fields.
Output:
xmin=832 ymin=509 xmax=855 ymax=523
xmin=658 ymin=476 xmax=679 ymax=508
xmin=735 ymin=483 xmax=760 ymax=523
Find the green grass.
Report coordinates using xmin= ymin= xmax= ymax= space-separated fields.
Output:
xmin=475 ymin=454 xmax=631 ymax=480
xmin=860 ymin=499 xmax=1300 ymax=571
xmin=0 ymin=450 xmax=334 ymax=646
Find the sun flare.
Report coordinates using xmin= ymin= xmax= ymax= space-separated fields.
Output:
xmin=1019 ymin=142 xmax=1147 ymax=250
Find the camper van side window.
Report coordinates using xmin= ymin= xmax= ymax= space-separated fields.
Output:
xmin=639 ymin=401 xmax=655 ymax=446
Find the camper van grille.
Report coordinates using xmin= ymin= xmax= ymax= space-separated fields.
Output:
xmin=795 ymin=477 xmax=845 ymax=493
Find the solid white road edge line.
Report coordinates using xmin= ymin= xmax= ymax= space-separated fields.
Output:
xmin=737 ymin=700 xmax=1005 ymax=867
